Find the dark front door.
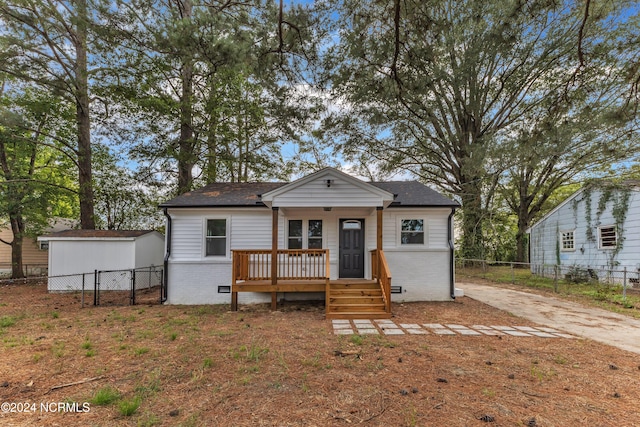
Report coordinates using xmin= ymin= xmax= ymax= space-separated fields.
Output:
xmin=339 ymin=219 xmax=365 ymax=278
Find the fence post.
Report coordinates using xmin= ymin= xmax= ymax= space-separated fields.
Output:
xmin=94 ymin=270 xmax=98 ymax=306
xmin=130 ymin=269 xmax=136 ymax=306
xmin=623 ymin=267 xmax=627 ymax=301
xmin=511 ymin=262 xmax=515 ymax=284
xmin=81 ymin=273 xmax=85 ymax=309
xmin=554 ymin=265 xmax=558 ymax=293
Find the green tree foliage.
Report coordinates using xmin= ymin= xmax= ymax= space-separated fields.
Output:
xmin=323 ymin=0 xmax=639 ymax=259
xmin=0 ymin=0 xmax=99 ymax=228
xmin=0 ymin=86 xmax=78 ymax=277
xmin=92 ymin=146 xmax=164 ymax=230
xmin=98 ymin=0 xmax=323 ymax=193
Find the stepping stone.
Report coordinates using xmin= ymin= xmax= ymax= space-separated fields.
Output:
xmin=358 ymin=328 xmax=379 ymax=335
xmin=334 ymin=329 xmax=354 ymax=335
xmin=513 ymin=326 xmax=539 ymax=332
xmin=333 ymin=323 xmax=353 ymax=329
xmin=446 ymin=324 xmax=467 ymax=329
xmin=406 ymin=328 xmax=428 ymax=335
xmin=380 ymin=323 xmax=401 ymax=329
xmin=537 ymin=327 xmax=561 ymax=333
xmin=353 ymin=320 xmax=374 ymax=326
xmin=423 ymin=323 xmax=445 ymax=329
xmin=491 ymin=326 xmax=516 ymax=331
xmin=332 ymin=319 xmax=351 ymax=324
xmin=433 ymin=328 xmax=457 ymax=335
xmin=471 ymin=325 xmax=492 ymax=330
xmin=382 ymin=328 xmax=405 ymax=335
xmin=502 ymin=330 xmax=532 ymax=337
xmin=375 ymin=319 xmax=395 ymax=324
xmin=400 ymin=323 xmax=421 ymax=329
xmin=457 ymin=329 xmax=482 ymax=336
xmin=477 ymin=329 xmax=504 ymax=336
xmin=528 ymin=331 xmax=558 ymax=338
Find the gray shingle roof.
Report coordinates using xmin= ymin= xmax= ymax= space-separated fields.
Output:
xmin=42 ymin=230 xmax=157 ymax=239
xmin=372 ymin=181 xmax=459 ymax=207
xmin=160 ymin=181 xmax=458 ymax=208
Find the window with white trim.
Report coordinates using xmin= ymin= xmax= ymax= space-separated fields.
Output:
xmin=288 ymin=220 xmax=323 ymax=249
xmin=560 ymin=231 xmax=575 ymax=251
xmin=39 ymin=241 xmax=49 ymax=251
xmin=205 ymin=219 xmax=227 ymax=256
xmin=599 ymin=225 xmax=617 ymax=249
xmin=401 ymin=219 xmax=424 ymax=245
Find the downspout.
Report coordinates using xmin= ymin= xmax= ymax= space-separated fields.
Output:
xmin=448 ymin=208 xmax=456 ymax=300
xmin=162 ymin=208 xmax=172 ymax=303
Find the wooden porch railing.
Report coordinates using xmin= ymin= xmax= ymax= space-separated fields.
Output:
xmin=371 ymin=249 xmax=392 ymax=314
xmin=232 ymin=249 xmax=330 ymax=282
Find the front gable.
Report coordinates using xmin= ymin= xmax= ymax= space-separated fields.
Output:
xmin=260 ymin=168 xmax=395 ymax=209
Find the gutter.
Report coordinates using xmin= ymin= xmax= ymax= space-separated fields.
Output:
xmin=448 ymin=208 xmax=456 ymax=300
xmin=162 ymin=208 xmax=172 ymax=303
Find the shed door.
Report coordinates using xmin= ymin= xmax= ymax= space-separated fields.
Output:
xmin=339 ymin=219 xmax=365 ymax=278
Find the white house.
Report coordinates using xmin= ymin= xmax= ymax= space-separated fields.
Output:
xmin=160 ymin=168 xmax=459 ymax=318
xmin=527 ymin=181 xmax=640 ymax=277
xmin=38 ymin=230 xmax=165 ymax=291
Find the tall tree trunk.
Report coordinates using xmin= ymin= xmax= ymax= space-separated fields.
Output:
xmin=177 ymin=0 xmax=195 ymax=195
xmin=75 ymin=0 xmax=95 ymax=229
xmin=460 ymin=181 xmax=484 ymax=260
xmin=515 ymin=213 xmax=529 ymax=264
xmin=9 ymin=215 xmax=25 ymax=279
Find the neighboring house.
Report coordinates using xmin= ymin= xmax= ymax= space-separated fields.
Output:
xmin=527 ymin=181 xmax=640 ymax=276
xmin=0 ymin=218 xmax=75 ymax=277
xmin=38 ymin=230 xmax=165 ymax=291
xmin=160 ymin=167 xmax=459 ymax=318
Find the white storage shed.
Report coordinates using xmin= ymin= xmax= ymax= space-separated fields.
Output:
xmin=38 ymin=230 xmax=164 ymax=291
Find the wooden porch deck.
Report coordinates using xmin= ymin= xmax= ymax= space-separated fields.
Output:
xmin=233 ymin=278 xmax=371 ymax=293
xmin=231 ymin=250 xmax=392 ymax=319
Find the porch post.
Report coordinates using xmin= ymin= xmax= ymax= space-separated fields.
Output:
xmin=271 ymin=207 xmax=279 ymax=310
xmin=376 ymin=207 xmax=383 ymax=279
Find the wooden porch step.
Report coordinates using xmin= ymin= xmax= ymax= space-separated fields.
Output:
xmin=330 ymin=282 xmax=378 ymax=290
xmin=330 ymin=289 xmax=382 ymax=297
xmin=326 ymin=311 xmax=392 ymax=320
xmin=329 ymin=296 xmax=383 ymax=304
xmin=330 ymin=303 xmax=386 ymax=311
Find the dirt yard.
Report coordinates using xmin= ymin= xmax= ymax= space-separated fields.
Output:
xmin=1 ymin=283 xmax=639 ymax=426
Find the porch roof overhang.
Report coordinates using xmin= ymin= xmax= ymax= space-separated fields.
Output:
xmin=260 ymin=168 xmax=395 ymax=209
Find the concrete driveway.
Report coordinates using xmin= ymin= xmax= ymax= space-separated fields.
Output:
xmin=460 ymin=282 xmax=640 ymax=355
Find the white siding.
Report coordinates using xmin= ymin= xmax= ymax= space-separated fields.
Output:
xmin=166 ymin=206 xmax=455 ymax=304
xmin=530 ymin=188 xmax=640 ymax=271
xmin=48 ymin=240 xmax=135 ymax=291
xmin=134 ymin=232 xmax=165 ymax=269
xmin=272 ymin=177 xmax=387 ymax=208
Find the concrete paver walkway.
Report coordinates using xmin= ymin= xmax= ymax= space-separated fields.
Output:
xmin=332 ymin=318 xmax=574 ymax=338
xmin=461 ymin=282 xmax=640 ymax=354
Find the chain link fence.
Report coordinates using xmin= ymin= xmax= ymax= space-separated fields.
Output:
xmin=0 ymin=266 xmax=163 ymax=310
xmin=0 ymin=263 xmax=48 ymax=278
xmin=456 ymin=259 xmax=640 ymax=306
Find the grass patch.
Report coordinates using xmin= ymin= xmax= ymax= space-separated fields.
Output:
xmin=134 ymin=347 xmax=150 ymax=356
xmin=91 ymin=386 xmax=121 ymax=406
xmin=233 ymin=341 xmax=269 ymax=363
xmin=350 ymin=334 xmax=364 ymax=346
xmin=118 ymin=396 xmax=141 ymax=416
xmin=0 ymin=315 xmax=17 ymax=328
